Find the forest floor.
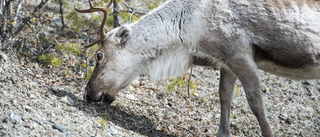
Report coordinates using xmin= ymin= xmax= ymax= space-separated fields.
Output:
xmin=0 ymin=50 xmax=319 ymax=137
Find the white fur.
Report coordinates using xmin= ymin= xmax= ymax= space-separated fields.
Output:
xmin=145 ymin=48 xmax=193 ymax=81
xmin=112 ymin=0 xmax=206 ymax=81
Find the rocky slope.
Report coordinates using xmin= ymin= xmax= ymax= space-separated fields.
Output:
xmin=0 ymin=51 xmax=319 ymax=136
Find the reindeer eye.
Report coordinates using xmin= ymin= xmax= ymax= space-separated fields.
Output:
xmin=97 ymin=53 xmax=103 ymax=61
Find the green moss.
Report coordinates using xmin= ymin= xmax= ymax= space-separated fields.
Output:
xmin=56 ymin=43 xmax=82 ymax=56
xmin=66 ymin=9 xmax=84 ymax=32
xmin=120 ymin=11 xmax=141 ymax=23
xmin=165 ymin=74 xmax=198 ymax=93
xmin=86 ymin=67 xmax=94 ymax=80
xmin=188 ymin=80 xmax=198 ymax=90
xmin=38 ymin=53 xmax=63 ymax=67
xmin=201 ymin=97 xmax=207 ymax=104
xmin=143 ymin=0 xmax=160 ymax=9
xmin=87 ymin=43 xmax=100 ymax=53
xmin=165 ymin=83 xmax=174 ymax=93
xmin=81 ymin=63 xmax=87 ymax=69
xmin=98 ymin=118 xmax=108 ymax=128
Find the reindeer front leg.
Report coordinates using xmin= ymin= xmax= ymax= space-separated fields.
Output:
xmin=225 ymin=55 xmax=273 ymax=137
xmin=217 ymin=67 xmax=237 ymax=137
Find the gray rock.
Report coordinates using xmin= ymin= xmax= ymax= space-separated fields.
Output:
xmin=0 ymin=52 xmax=7 ymax=62
xmin=9 ymin=112 xmax=23 ymax=124
xmin=108 ymin=125 xmax=118 ymax=134
xmin=52 ymin=123 xmax=67 ymax=132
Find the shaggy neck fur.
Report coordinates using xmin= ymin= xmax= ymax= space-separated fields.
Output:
xmin=144 ymin=47 xmax=193 ymax=81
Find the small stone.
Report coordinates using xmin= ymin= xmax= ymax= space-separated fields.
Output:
xmin=108 ymin=125 xmax=118 ymax=134
xmin=2 ymin=118 xmax=8 ymax=123
xmin=301 ymin=81 xmax=310 ymax=86
xmin=0 ymin=52 xmax=7 ymax=62
xmin=193 ymin=92 xmax=199 ymax=97
xmin=52 ymin=123 xmax=67 ymax=132
xmin=24 ymin=105 xmax=34 ymax=112
xmin=1 ymin=90 xmax=8 ymax=96
xmin=127 ymin=86 xmax=135 ymax=92
xmin=9 ymin=112 xmax=23 ymax=124
xmin=126 ymin=94 xmax=136 ymax=100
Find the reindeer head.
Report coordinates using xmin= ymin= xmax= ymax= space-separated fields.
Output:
xmin=75 ymin=0 xmax=138 ymax=106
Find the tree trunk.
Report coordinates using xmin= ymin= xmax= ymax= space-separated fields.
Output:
xmin=59 ymin=0 xmax=65 ymax=30
xmin=113 ymin=0 xmax=120 ymax=28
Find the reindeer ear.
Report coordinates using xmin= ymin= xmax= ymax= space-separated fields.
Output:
xmin=112 ymin=25 xmax=132 ymax=45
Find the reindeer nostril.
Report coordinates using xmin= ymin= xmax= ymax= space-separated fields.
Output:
xmin=84 ymin=85 xmax=92 ymax=101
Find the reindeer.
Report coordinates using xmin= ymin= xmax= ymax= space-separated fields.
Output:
xmin=75 ymin=0 xmax=320 ymax=136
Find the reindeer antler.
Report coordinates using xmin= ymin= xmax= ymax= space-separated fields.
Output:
xmin=74 ymin=0 xmax=113 ymax=48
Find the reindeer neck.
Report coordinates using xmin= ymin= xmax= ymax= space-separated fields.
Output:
xmin=127 ymin=0 xmax=205 ymax=52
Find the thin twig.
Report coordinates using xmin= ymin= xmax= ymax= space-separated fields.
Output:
xmin=34 ymin=25 xmax=44 ymax=35
xmin=113 ymin=0 xmax=120 ymax=28
xmin=129 ymin=11 xmax=135 ymax=23
xmin=187 ymin=66 xmax=193 ymax=98
xmin=85 ymin=38 xmax=89 ymax=79
xmin=177 ymin=125 xmax=195 ymax=135
xmin=58 ymin=0 xmax=65 ymax=29
xmin=17 ymin=36 xmax=25 ymax=54
xmin=142 ymin=126 xmax=155 ymax=132
xmin=31 ymin=43 xmax=55 ymax=59
xmin=23 ymin=44 xmax=38 ymax=56
xmin=122 ymin=3 xmax=145 ymax=15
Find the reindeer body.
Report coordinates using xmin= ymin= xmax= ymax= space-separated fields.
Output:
xmin=119 ymin=0 xmax=320 ymax=80
xmin=78 ymin=0 xmax=320 ymax=136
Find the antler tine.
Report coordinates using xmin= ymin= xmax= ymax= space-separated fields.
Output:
xmin=99 ymin=0 xmax=113 ymax=46
xmin=74 ymin=0 xmax=113 ymax=48
xmin=88 ymin=0 xmax=94 ymax=8
xmin=106 ymin=0 xmax=113 ymax=8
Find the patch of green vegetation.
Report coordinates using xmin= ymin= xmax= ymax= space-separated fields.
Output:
xmin=165 ymin=77 xmax=183 ymax=93
xmin=51 ymin=0 xmax=70 ymax=8
xmin=86 ymin=67 xmax=95 ymax=80
xmin=56 ymin=43 xmax=82 ymax=56
xmin=143 ymin=0 xmax=161 ymax=9
xmin=67 ymin=0 xmax=115 ymax=31
xmin=38 ymin=53 xmax=63 ymax=67
xmin=120 ymin=11 xmax=141 ymax=23
xmin=188 ymin=80 xmax=198 ymax=90
xmin=165 ymin=74 xmax=198 ymax=93
xmin=166 ymin=83 xmax=174 ymax=93
xmin=201 ymin=97 xmax=207 ymax=104
xmin=98 ymin=118 xmax=108 ymax=128
xmin=66 ymin=9 xmax=85 ymax=32
xmin=81 ymin=63 xmax=87 ymax=69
